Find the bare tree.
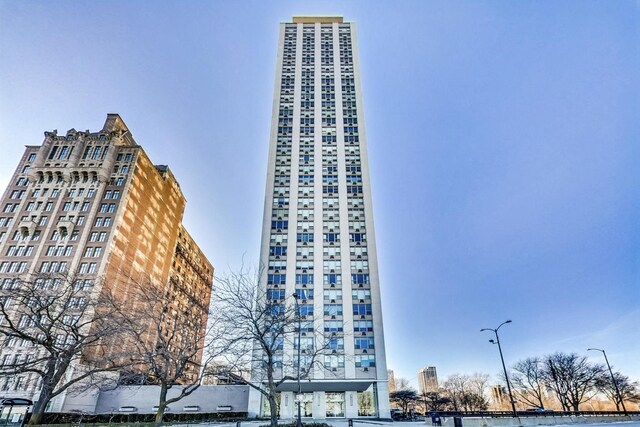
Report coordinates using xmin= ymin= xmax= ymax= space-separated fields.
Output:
xmin=108 ymin=277 xmax=223 ymax=426
xmin=210 ymin=266 xmax=334 ymax=427
xmin=390 ymin=388 xmax=419 ymax=416
xmin=542 ymin=352 xmax=604 ymax=411
xmin=595 ymin=371 xmax=640 ymax=411
xmin=421 ymin=389 xmax=452 ymax=412
xmin=0 ymin=273 xmax=128 ymax=424
xmin=442 ymin=373 xmax=489 ymax=412
xmin=510 ymin=357 xmax=547 ymax=409
xmin=395 ymin=377 xmax=410 ymax=390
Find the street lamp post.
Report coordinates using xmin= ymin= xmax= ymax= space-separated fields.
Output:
xmin=587 ymin=348 xmax=627 ymax=415
xmin=293 ymin=292 xmax=303 ymax=427
xmin=481 ymin=320 xmax=517 ymax=418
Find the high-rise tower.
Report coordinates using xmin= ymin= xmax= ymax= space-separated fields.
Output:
xmin=418 ymin=366 xmax=439 ymax=394
xmin=252 ymin=16 xmax=390 ymax=419
xmin=0 ymin=114 xmax=213 ymax=409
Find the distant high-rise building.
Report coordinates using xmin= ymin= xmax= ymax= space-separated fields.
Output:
xmin=491 ymin=385 xmax=507 ymax=407
xmin=417 ymin=366 xmax=438 ymax=394
xmin=0 ymin=114 xmax=213 ymax=409
xmin=388 ymin=370 xmax=396 ymax=393
xmin=250 ymin=16 xmax=390 ymax=419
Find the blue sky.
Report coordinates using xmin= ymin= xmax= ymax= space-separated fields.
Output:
xmin=1 ymin=1 xmax=638 ymax=388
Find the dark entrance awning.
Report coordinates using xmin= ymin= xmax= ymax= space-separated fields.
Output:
xmin=0 ymin=399 xmax=32 ymax=406
xmin=275 ymin=380 xmax=373 ymax=392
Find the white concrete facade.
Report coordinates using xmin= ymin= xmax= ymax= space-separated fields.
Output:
xmin=252 ymin=17 xmax=390 ymax=419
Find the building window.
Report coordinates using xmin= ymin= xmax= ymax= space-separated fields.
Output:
xmin=358 ymin=385 xmax=378 ymax=416
xmin=296 ymin=233 xmax=314 ymax=243
xmin=354 ymin=337 xmax=374 ymax=350
xmin=267 ymin=274 xmax=286 ymax=285
xmin=266 ymin=289 xmax=285 ymax=300
xmin=353 ymin=304 xmax=372 ymax=316
xmin=323 ymin=274 xmax=342 ymax=285
xmin=324 ymin=304 xmax=343 ymax=317
xmin=326 ymin=392 xmax=345 ymax=417
xmin=355 ymin=355 xmax=376 ymax=368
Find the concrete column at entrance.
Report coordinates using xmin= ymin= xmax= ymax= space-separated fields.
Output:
xmin=313 ymin=391 xmax=326 ymax=419
xmin=376 ymin=381 xmax=391 ymax=419
xmin=280 ymin=392 xmax=294 ymax=419
xmin=345 ymin=391 xmax=358 ymax=418
xmin=247 ymin=387 xmax=262 ymax=418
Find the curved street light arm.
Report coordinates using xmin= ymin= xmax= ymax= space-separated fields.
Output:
xmin=496 ymin=319 xmax=512 ymax=331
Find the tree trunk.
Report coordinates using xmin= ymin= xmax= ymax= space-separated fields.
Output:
xmin=28 ymin=383 xmax=54 ymax=425
xmin=269 ymin=394 xmax=278 ymax=427
xmin=155 ymin=383 xmax=169 ymax=426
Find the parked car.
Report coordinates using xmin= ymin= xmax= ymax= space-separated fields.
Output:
xmin=526 ymin=407 xmax=554 ymax=413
